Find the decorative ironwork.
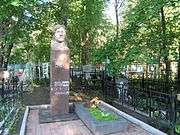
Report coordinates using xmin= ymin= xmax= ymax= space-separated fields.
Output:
xmin=0 ymin=78 xmax=23 ymax=134
xmin=70 ymin=68 xmax=179 ymax=135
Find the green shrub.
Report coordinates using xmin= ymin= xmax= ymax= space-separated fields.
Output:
xmin=86 ymin=106 xmax=119 ymax=121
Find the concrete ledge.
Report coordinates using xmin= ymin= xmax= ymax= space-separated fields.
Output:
xmin=20 ymin=106 xmax=29 ymax=135
xmin=19 ymin=105 xmax=49 ymax=135
xmin=74 ymin=102 xmax=128 ymax=135
xmin=19 ymin=103 xmax=74 ymax=135
xmin=20 ymin=102 xmax=167 ymax=135
xmin=28 ymin=104 xmax=51 ymax=110
xmin=101 ymin=101 xmax=167 ymax=135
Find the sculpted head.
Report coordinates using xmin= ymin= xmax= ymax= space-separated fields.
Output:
xmin=52 ymin=24 xmax=66 ymax=43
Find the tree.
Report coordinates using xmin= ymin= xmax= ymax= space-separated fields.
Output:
xmin=114 ymin=0 xmax=125 ymax=38
xmin=93 ymin=0 xmax=180 ymax=76
xmin=0 ymin=0 xmax=40 ymax=68
xmin=1 ymin=0 xmax=109 ymax=67
xmin=68 ymin=0 xmax=106 ymax=65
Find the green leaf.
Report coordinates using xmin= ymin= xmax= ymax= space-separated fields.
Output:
xmin=11 ymin=0 xmax=20 ymax=7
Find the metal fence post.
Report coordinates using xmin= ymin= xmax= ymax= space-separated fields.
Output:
xmin=132 ymin=80 xmax=136 ymax=111
xmin=113 ymin=76 xmax=116 ymax=98
xmin=142 ymin=73 xmax=145 ymax=90
xmin=20 ymin=81 xmax=23 ymax=99
xmin=101 ymin=70 xmax=105 ymax=98
xmin=169 ymin=94 xmax=176 ymax=135
xmin=1 ymin=78 xmax=4 ymax=99
xmin=149 ymin=89 xmax=152 ymax=117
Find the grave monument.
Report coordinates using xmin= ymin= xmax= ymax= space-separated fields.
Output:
xmin=50 ymin=24 xmax=70 ymax=115
xmin=39 ymin=24 xmax=78 ymax=123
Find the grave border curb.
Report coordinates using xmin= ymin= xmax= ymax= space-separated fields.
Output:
xmin=19 ymin=104 xmax=50 ymax=135
xmin=100 ymin=101 xmax=167 ymax=135
xmin=19 ymin=102 xmax=167 ymax=135
xmin=19 ymin=106 xmax=29 ymax=135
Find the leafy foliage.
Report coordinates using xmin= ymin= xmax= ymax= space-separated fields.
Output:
xmin=93 ymin=0 xmax=180 ymax=74
xmin=1 ymin=0 xmax=110 ymax=66
xmin=86 ymin=106 xmax=119 ymax=121
xmin=1 ymin=0 xmax=179 ymax=77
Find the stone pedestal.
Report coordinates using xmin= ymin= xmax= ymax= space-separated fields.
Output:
xmin=50 ymin=46 xmax=70 ymax=116
xmin=39 ymin=25 xmax=79 ymax=123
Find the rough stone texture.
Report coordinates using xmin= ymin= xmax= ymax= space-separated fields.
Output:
xmin=0 ymin=68 xmax=6 ymax=79
xmin=74 ymin=103 xmax=128 ymax=135
xmin=50 ymin=25 xmax=70 ymax=115
xmin=39 ymin=104 xmax=78 ymax=124
xmin=26 ymin=109 xmax=152 ymax=135
xmin=26 ymin=109 xmax=92 ymax=135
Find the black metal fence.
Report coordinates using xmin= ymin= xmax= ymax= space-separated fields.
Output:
xmin=70 ymin=68 xmax=180 ymax=135
xmin=104 ymin=75 xmax=179 ymax=134
xmin=0 ymin=78 xmax=23 ymax=134
xmin=70 ymin=71 xmax=103 ymax=92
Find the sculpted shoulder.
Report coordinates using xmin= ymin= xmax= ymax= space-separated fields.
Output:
xmin=51 ymin=41 xmax=69 ymax=50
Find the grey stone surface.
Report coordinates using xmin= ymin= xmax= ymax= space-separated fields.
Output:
xmin=20 ymin=106 xmax=29 ymax=135
xmin=101 ymin=101 xmax=167 ymax=135
xmin=39 ymin=104 xmax=78 ymax=124
xmin=74 ymin=102 xmax=128 ymax=135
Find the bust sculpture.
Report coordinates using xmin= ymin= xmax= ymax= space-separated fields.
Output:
xmin=53 ymin=25 xmax=66 ymax=43
xmin=39 ymin=24 xmax=70 ymax=121
xmin=51 ymin=25 xmax=69 ymax=69
xmin=50 ymin=24 xmax=70 ymax=115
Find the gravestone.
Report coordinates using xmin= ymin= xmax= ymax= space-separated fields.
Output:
xmin=50 ymin=24 xmax=70 ymax=115
xmin=0 ymin=68 xmax=9 ymax=80
xmin=0 ymin=68 xmax=6 ymax=80
xmin=39 ymin=24 xmax=78 ymax=123
xmin=42 ymin=62 xmax=49 ymax=78
xmin=82 ymin=64 xmax=96 ymax=79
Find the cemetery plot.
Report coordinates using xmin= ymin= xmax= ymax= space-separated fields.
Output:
xmin=75 ymin=101 xmax=128 ymax=135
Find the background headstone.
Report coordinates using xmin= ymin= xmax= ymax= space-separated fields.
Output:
xmin=82 ymin=64 xmax=96 ymax=79
xmin=0 ymin=68 xmax=6 ymax=80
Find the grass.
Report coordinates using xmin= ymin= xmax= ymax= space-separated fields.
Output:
xmin=175 ymin=123 xmax=180 ymax=134
xmin=86 ymin=106 xmax=119 ymax=121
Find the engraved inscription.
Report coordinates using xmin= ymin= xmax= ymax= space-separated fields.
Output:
xmin=54 ymin=81 xmax=69 ymax=87
xmin=52 ymin=81 xmax=69 ymax=95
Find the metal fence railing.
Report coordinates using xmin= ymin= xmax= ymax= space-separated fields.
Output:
xmin=70 ymin=69 xmax=180 ymax=135
xmin=0 ymin=78 xmax=23 ymax=134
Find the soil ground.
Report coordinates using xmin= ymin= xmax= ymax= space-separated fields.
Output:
xmin=22 ymin=86 xmax=50 ymax=106
xmin=12 ymin=86 xmax=50 ymax=135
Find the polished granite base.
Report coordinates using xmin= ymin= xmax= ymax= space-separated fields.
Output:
xmin=39 ymin=104 xmax=79 ymax=124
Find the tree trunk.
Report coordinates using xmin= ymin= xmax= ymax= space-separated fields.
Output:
xmin=81 ymin=30 xmax=90 ymax=65
xmin=160 ymin=7 xmax=170 ymax=82
xmin=178 ymin=44 xmax=180 ymax=89
xmin=145 ymin=63 xmax=148 ymax=78
xmin=81 ymin=45 xmax=88 ymax=65
xmin=59 ymin=0 xmax=68 ymax=26
xmin=0 ymin=51 xmax=4 ymax=68
xmin=115 ymin=0 xmax=119 ymax=38
xmin=4 ymin=43 xmax=14 ymax=69
xmin=0 ymin=39 xmax=5 ymax=68
xmin=157 ymin=54 xmax=161 ymax=78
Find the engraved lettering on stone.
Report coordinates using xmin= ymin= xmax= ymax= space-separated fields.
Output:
xmin=62 ymin=81 xmax=69 ymax=86
xmin=54 ymin=81 xmax=62 ymax=87
xmin=53 ymin=81 xmax=69 ymax=95
xmin=50 ymin=24 xmax=70 ymax=115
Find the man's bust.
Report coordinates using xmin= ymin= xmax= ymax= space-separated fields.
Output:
xmin=51 ymin=25 xmax=69 ymax=69
xmin=51 ymin=24 xmax=69 ymax=50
